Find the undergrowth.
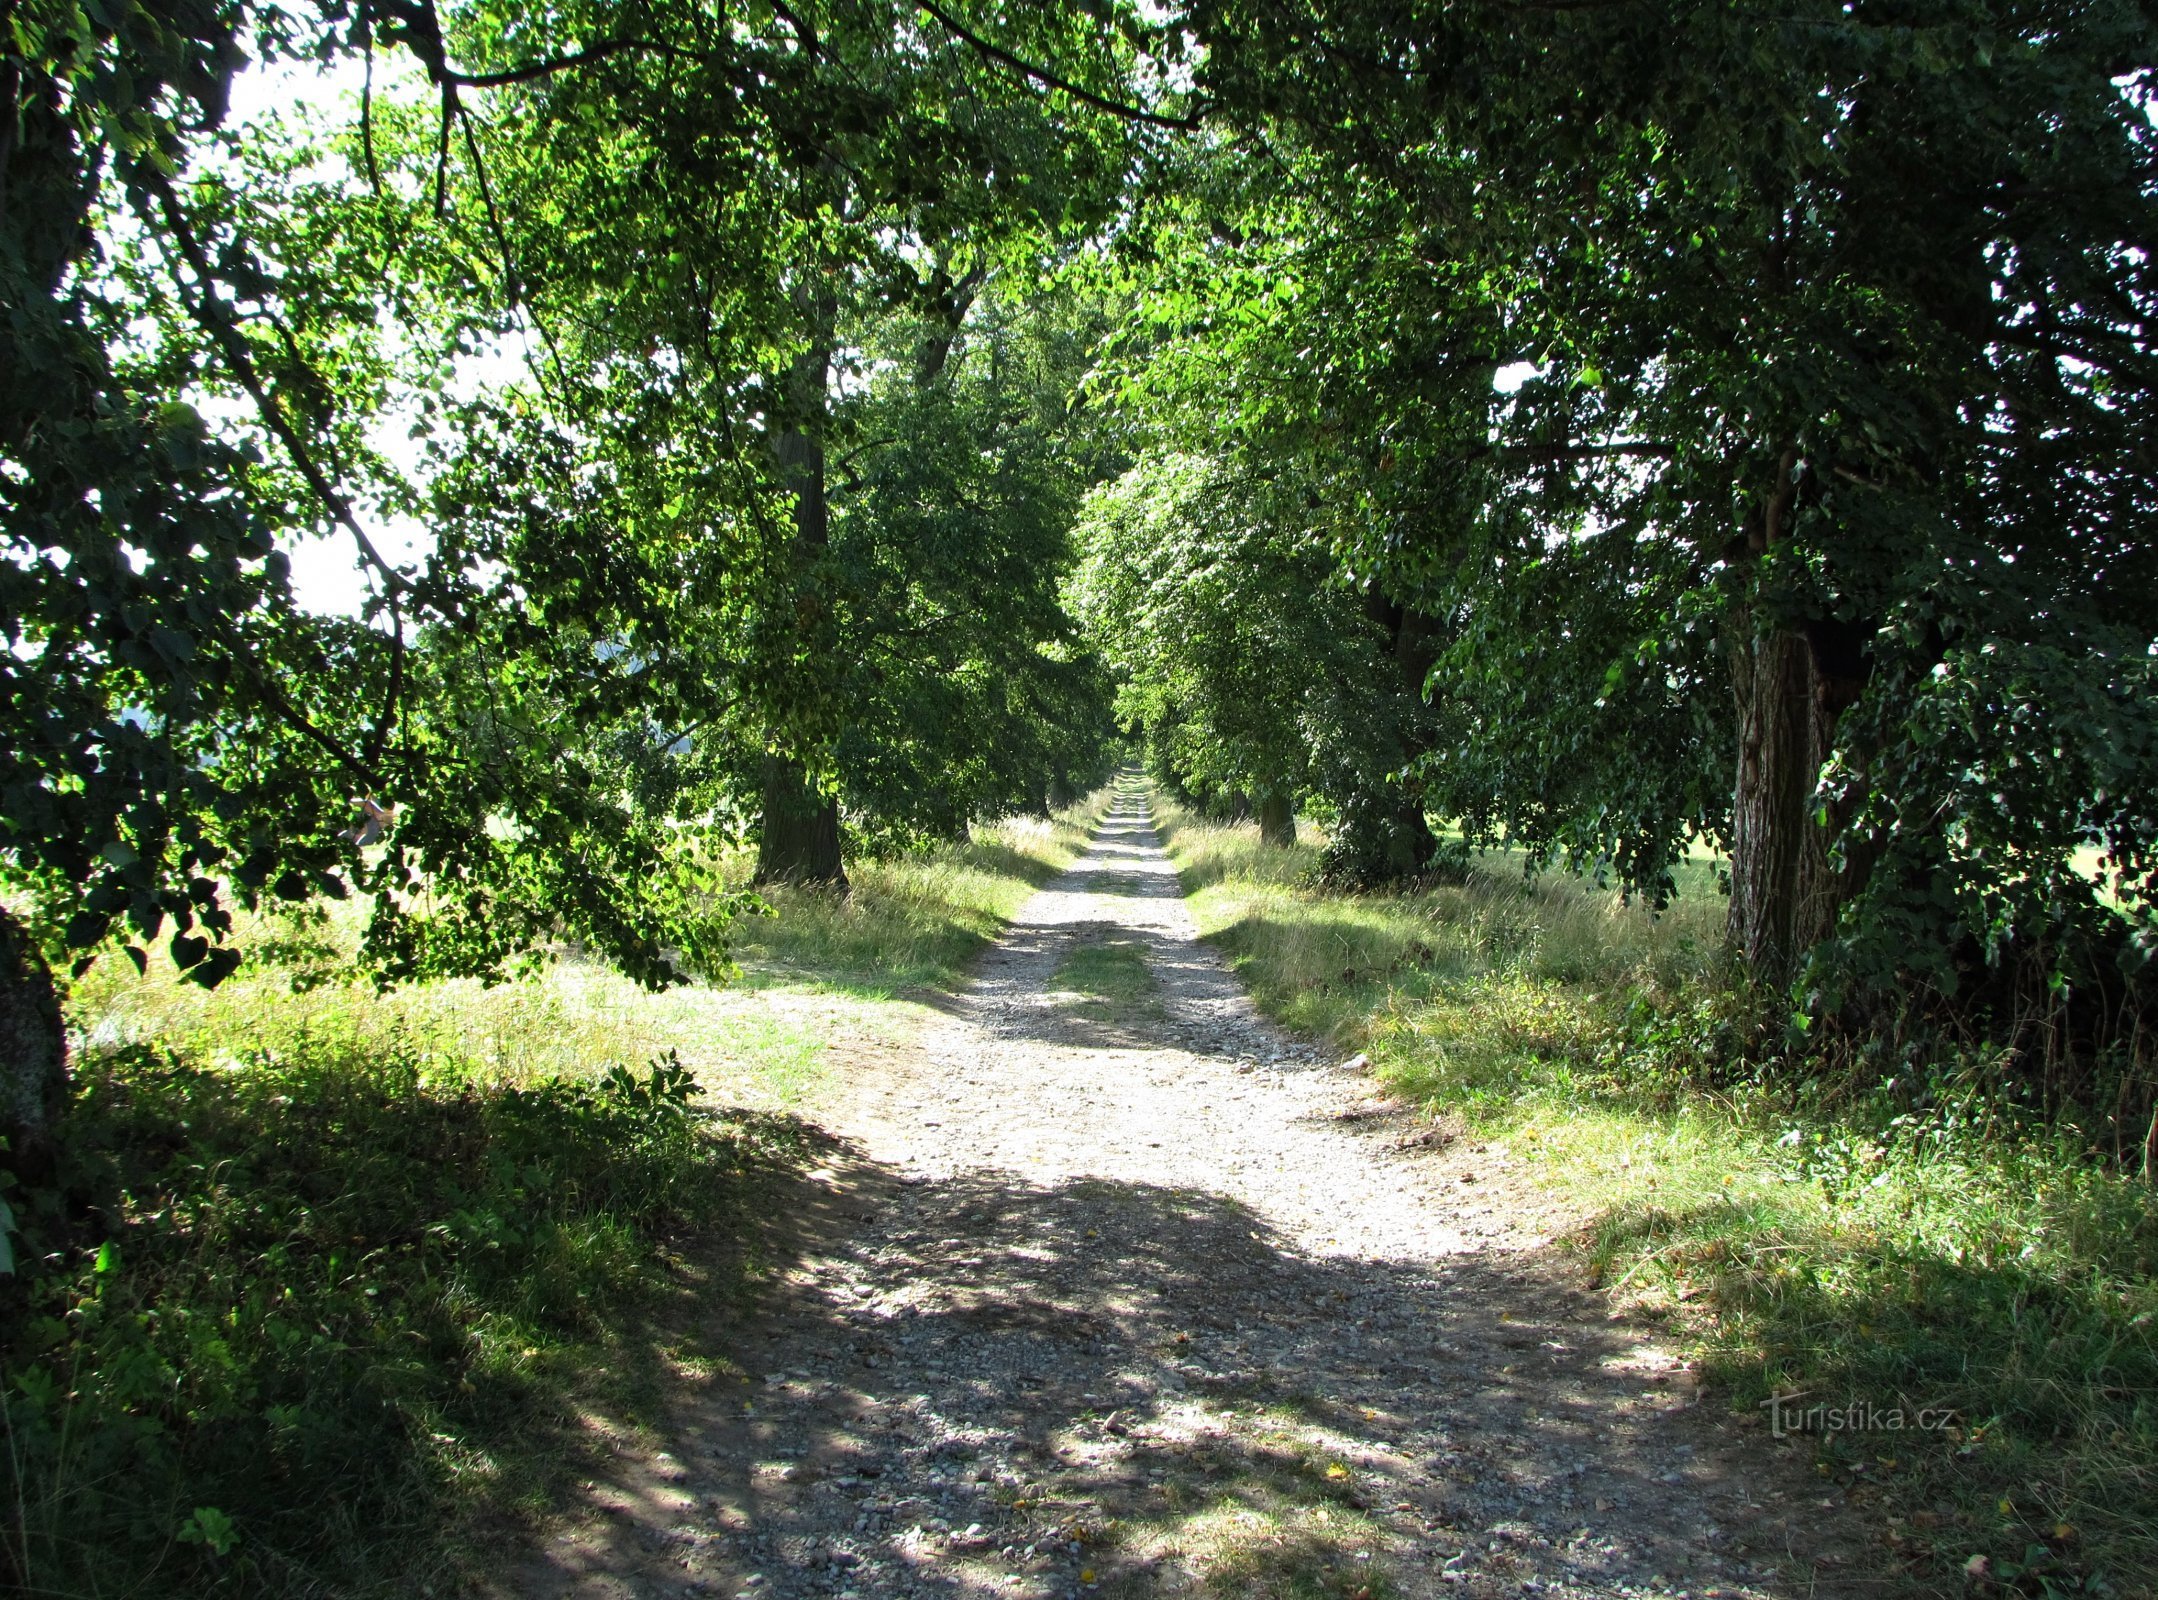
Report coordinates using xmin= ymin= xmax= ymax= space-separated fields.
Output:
xmin=1158 ymin=798 xmax=2158 ymax=1598
xmin=1 ymin=1042 xmax=806 ymax=1597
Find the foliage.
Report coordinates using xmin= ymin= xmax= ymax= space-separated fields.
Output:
xmin=826 ymin=275 xmax=1126 ymax=844
xmin=1131 ymin=1 xmax=2158 ymax=1029
xmin=2 ymin=0 xmax=771 ymax=1007
xmin=1072 ymin=454 xmax=1338 ymax=809
xmin=0 ymin=1039 xmax=798 ymax=1596
xmin=1072 ymin=452 xmax=1448 ymax=877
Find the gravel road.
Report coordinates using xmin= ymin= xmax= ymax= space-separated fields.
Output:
xmin=507 ymin=781 xmax=1876 ymax=1600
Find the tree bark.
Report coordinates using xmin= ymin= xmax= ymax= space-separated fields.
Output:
xmin=754 ymin=296 xmax=849 ymax=889
xmin=1257 ymin=791 xmax=1297 ymax=847
xmin=1726 ymin=620 xmax=1838 ymax=985
xmin=0 ymin=906 xmax=65 ymax=1183
xmin=754 ymin=755 xmax=847 ymax=888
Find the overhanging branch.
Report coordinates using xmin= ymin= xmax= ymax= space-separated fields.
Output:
xmin=912 ymin=0 xmax=1205 ymax=131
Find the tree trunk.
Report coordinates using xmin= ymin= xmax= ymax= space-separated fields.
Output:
xmin=1256 ymin=791 xmax=1296 ymax=848
xmin=0 ymin=906 xmax=65 ymax=1183
xmin=1320 ymin=589 xmax=1441 ymax=885
xmin=1724 ymin=449 xmax=1875 ymax=988
xmin=754 ymin=755 xmax=847 ymax=888
xmin=754 ymin=297 xmax=848 ymax=888
xmin=1726 ymin=621 xmax=1837 ymax=985
xmin=1726 ymin=612 xmax=1882 ymax=987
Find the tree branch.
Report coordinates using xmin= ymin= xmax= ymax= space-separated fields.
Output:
xmin=912 ymin=0 xmax=1204 ymax=131
xmin=145 ymin=172 xmax=411 ymax=775
xmin=1487 ymin=440 xmax=1674 ymax=463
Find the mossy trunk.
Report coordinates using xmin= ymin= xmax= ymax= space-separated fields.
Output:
xmin=1 ymin=906 xmax=65 ymax=1182
xmin=1257 ymin=791 xmax=1296 ymax=848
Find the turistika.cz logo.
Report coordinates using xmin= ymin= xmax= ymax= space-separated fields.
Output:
xmin=1759 ymin=1392 xmax=1954 ymax=1439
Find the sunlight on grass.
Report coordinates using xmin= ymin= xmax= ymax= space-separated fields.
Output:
xmin=726 ymin=803 xmax=1108 ymax=993
xmin=1050 ymin=933 xmax=1160 ymax=1022
xmin=1156 ymin=793 xmax=2158 ymax=1594
xmin=71 ymin=789 xmax=1114 ymax=1116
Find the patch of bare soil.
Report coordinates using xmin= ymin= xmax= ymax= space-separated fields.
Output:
xmin=499 ymin=782 xmax=1898 ymax=1600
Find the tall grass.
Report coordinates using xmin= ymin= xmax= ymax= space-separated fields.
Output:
xmin=1158 ymin=798 xmax=2158 ymax=1597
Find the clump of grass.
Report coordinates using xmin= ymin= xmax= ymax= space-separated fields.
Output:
xmin=1157 ymin=794 xmax=2158 ymax=1594
xmin=1 ymin=1037 xmax=806 ymax=1597
xmin=1051 ymin=934 xmax=1160 ymax=1022
xmin=70 ymin=916 xmax=843 ymax=1115
xmin=1158 ymin=1502 xmax=1395 ymax=1599
xmin=1561 ymin=1114 xmax=2158 ymax=1593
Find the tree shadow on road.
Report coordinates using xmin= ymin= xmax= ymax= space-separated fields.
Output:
xmin=502 ymin=1148 xmax=1872 ymax=1600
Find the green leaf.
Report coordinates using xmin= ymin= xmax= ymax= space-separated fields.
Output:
xmin=177 ymin=1506 xmax=240 ymax=1557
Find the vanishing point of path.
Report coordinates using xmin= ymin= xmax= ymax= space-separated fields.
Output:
xmin=509 ymin=781 xmax=1876 ymax=1600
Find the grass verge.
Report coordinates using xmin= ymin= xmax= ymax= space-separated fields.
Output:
xmin=730 ymin=804 xmax=1110 ymax=993
xmin=1158 ymin=798 xmax=2158 ymax=1599
xmin=4 ymin=791 xmax=1111 ymax=1596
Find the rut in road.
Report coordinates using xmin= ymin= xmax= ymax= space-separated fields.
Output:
xmin=512 ymin=779 xmax=1873 ymax=1600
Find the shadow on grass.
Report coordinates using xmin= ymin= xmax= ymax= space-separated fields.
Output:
xmin=1584 ymin=1195 xmax=2158 ymax=1585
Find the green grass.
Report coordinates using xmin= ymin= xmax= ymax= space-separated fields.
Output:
xmin=1158 ymin=797 xmax=2158 ymax=1598
xmin=2 ymin=1042 xmax=799 ymax=1598
xmin=1051 ymin=934 xmax=1162 ymax=1023
xmin=726 ymin=808 xmax=1106 ymax=994
xmin=4 ymin=790 xmax=1111 ymax=1597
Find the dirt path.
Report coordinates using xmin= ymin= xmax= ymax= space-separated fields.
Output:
xmin=511 ymin=781 xmax=1878 ymax=1600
